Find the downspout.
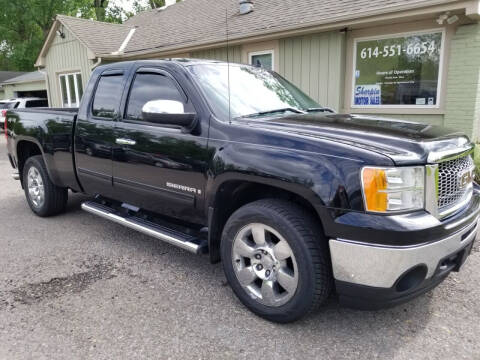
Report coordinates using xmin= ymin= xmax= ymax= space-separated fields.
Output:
xmin=339 ymin=28 xmax=349 ymax=113
xmin=91 ymin=57 xmax=102 ymax=70
xmin=37 ymin=67 xmax=51 ymax=107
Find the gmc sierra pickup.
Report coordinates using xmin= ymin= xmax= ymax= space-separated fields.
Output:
xmin=5 ymin=59 xmax=479 ymax=323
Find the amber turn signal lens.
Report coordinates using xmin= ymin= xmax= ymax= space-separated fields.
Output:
xmin=362 ymin=168 xmax=388 ymax=212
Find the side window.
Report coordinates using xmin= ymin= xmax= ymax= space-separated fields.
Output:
xmin=26 ymin=100 xmax=48 ymax=108
xmin=92 ymin=75 xmax=124 ymax=119
xmin=126 ymin=73 xmax=186 ymax=121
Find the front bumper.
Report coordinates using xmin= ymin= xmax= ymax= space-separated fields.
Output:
xmin=329 ymin=197 xmax=479 ymax=309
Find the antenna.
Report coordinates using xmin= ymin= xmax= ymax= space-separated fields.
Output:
xmin=226 ymin=8 xmax=232 ymax=124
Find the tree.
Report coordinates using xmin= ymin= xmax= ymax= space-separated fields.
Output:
xmin=0 ymin=0 xmax=93 ymax=70
xmin=0 ymin=0 xmax=131 ymax=71
xmin=0 ymin=0 xmax=178 ymax=71
xmin=104 ymin=4 xmax=125 ymax=23
xmin=93 ymin=0 xmax=108 ymax=21
xmin=149 ymin=0 xmax=165 ymax=8
xmin=31 ymin=0 xmax=93 ymax=36
xmin=123 ymin=0 xmax=168 ymax=19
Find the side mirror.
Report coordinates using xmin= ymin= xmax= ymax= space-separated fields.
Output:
xmin=142 ymin=100 xmax=196 ymax=128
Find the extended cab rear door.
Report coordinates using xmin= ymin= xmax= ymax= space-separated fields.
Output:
xmin=112 ymin=65 xmax=209 ymax=224
xmin=74 ymin=69 xmax=127 ymax=199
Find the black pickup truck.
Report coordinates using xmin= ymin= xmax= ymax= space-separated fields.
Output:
xmin=5 ymin=59 xmax=479 ymax=323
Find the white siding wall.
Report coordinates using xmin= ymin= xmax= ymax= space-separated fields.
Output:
xmin=45 ymin=28 xmax=93 ymax=108
xmin=191 ymin=46 xmax=242 ymax=63
xmin=190 ymin=32 xmax=346 ymax=111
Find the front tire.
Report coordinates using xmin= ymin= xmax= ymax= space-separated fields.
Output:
xmin=23 ymin=155 xmax=68 ymax=217
xmin=221 ymin=199 xmax=332 ymax=323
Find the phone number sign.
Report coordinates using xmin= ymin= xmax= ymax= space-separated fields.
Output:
xmin=353 ymin=31 xmax=443 ymax=107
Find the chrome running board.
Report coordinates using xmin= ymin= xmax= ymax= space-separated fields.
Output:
xmin=81 ymin=201 xmax=207 ymax=254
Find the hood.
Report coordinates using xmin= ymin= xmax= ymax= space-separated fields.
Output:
xmin=239 ymin=113 xmax=471 ymax=165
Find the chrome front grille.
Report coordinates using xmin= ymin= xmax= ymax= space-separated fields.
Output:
xmin=437 ymin=155 xmax=474 ymax=211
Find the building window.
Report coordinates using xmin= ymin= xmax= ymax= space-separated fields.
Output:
xmin=59 ymin=72 xmax=83 ymax=107
xmin=352 ymin=30 xmax=444 ymax=108
xmin=249 ymin=50 xmax=274 ymax=71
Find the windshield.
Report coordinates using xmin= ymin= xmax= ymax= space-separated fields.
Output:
xmin=188 ymin=64 xmax=321 ymax=119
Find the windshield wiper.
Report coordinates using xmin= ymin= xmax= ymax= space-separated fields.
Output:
xmin=241 ymin=107 xmax=306 ymax=118
xmin=306 ymin=107 xmax=336 ymax=113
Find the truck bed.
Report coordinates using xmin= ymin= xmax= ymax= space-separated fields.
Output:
xmin=10 ymin=107 xmax=79 ymax=114
xmin=6 ymin=107 xmax=80 ymax=191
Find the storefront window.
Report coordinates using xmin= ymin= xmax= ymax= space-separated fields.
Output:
xmin=352 ymin=30 xmax=444 ymax=108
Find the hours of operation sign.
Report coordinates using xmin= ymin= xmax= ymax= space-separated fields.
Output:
xmin=353 ymin=31 xmax=443 ymax=107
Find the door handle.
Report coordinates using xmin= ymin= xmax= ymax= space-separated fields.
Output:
xmin=116 ymin=138 xmax=136 ymax=146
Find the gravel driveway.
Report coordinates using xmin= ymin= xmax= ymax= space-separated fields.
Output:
xmin=0 ymin=137 xmax=479 ymax=360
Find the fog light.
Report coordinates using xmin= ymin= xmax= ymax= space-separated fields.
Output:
xmin=395 ymin=265 xmax=427 ymax=292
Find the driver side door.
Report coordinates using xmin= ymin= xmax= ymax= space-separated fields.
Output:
xmin=112 ymin=67 xmax=209 ymax=224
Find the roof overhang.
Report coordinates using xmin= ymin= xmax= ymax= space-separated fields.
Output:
xmin=35 ymin=16 xmax=96 ymax=67
xmin=35 ymin=20 xmax=61 ymax=67
xmin=36 ymin=0 xmax=480 ymax=65
xmin=1 ymin=79 xmax=45 ymax=86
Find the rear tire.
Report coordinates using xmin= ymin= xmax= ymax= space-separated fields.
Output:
xmin=221 ymin=199 xmax=332 ymax=323
xmin=23 ymin=155 xmax=68 ymax=217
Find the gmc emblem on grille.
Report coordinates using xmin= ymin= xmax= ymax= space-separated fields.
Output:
xmin=458 ymin=168 xmax=475 ymax=189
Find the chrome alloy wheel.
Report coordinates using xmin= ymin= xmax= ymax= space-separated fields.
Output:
xmin=231 ymin=223 xmax=299 ymax=307
xmin=27 ymin=166 xmax=45 ymax=208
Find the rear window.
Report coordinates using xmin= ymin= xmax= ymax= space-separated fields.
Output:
xmin=92 ymin=75 xmax=124 ymax=119
xmin=0 ymin=102 xmax=18 ymax=109
xmin=25 ymin=100 xmax=48 ymax=108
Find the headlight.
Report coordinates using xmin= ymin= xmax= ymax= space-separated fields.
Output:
xmin=361 ymin=166 xmax=425 ymax=213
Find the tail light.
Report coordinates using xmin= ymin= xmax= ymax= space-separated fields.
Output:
xmin=2 ymin=110 xmax=7 ymax=139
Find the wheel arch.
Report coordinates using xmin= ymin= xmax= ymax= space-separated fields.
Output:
xmin=207 ymin=177 xmax=325 ymax=264
xmin=16 ymin=140 xmax=44 ymax=187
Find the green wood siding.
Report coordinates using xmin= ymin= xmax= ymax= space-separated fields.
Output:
xmin=45 ymin=28 xmax=92 ymax=107
xmin=279 ymin=32 xmax=345 ymax=111
xmin=190 ymin=33 xmax=346 ymax=111
xmin=444 ymin=23 xmax=480 ymax=141
xmin=191 ymin=46 xmax=242 ymax=63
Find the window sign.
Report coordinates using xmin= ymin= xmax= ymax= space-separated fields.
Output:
xmin=353 ymin=31 xmax=444 ymax=108
xmin=249 ymin=50 xmax=274 ymax=71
